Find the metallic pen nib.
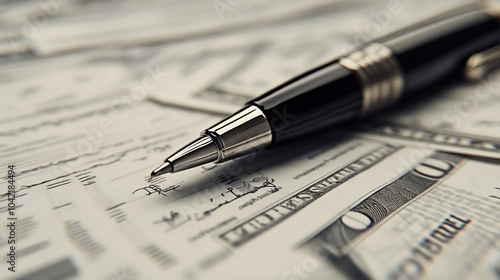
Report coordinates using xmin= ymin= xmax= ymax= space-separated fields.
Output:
xmin=151 ymin=161 xmax=173 ymax=177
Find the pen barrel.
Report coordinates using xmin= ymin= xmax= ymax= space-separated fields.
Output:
xmin=249 ymin=8 xmax=500 ymax=147
xmin=249 ymin=62 xmax=363 ymax=145
xmin=378 ymin=9 xmax=500 ymax=95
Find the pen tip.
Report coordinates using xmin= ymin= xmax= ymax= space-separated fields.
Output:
xmin=150 ymin=161 xmax=173 ymax=177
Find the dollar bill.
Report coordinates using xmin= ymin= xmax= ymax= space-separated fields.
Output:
xmin=308 ymin=152 xmax=500 ymax=279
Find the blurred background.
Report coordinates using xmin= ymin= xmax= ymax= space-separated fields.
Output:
xmin=0 ymin=0 xmax=479 ymax=116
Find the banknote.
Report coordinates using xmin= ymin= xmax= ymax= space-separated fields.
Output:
xmin=307 ymin=152 xmax=500 ymax=279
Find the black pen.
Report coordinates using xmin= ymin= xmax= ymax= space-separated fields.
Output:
xmin=151 ymin=4 xmax=500 ymax=177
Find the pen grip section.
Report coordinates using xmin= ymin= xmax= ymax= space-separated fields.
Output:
xmin=250 ymin=62 xmax=362 ymax=145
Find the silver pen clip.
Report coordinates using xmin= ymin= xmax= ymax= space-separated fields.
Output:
xmin=464 ymin=44 xmax=500 ymax=81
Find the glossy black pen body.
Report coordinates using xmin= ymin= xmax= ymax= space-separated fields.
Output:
xmin=151 ymin=6 xmax=500 ymax=177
